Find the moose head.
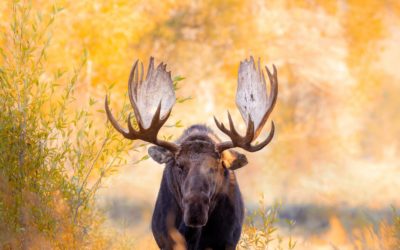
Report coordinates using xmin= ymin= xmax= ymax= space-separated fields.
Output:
xmin=105 ymin=56 xmax=278 ymax=231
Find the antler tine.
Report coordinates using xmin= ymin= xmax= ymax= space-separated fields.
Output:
xmin=150 ymin=101 xmax=163 ymax=130
xmin=128 ymin=60 xmax=145 ymax=128
xmin=213 ymin=116 xmax=221 ymax=129
xmin=265 ymin=64 xmax=278 ymax=113
xmin=105 ymin=57 xmax=179 ymax=153
xmin=216 ymin=119 xmax=273 ymax=153
xmin=214 ymin=114 xmax=234 ymax=152
xmin=214 ymin=113 xmax=256 ymax=152
xmin=139 ymin=61 xmax=144 ymax=84
xmin=146 ymin=57 xmax=154 ymax=79
xmin=214 ymin=116 xmax=227 ymax=135
xmin=160 ymin=106 xmax=173 ymax=125
xmin=128 ymin=60 xmax=138 ymax=107
xmin=245 ymin=114 xmax=255 ymax=142
xmin=105 ymin=96 xmax=129 ymax=138
xmin=227 ymin=111 xmax=239 ymax=137
xmin=215 ymin=57 xmax=278 ymax=154
xmin=134 ymin=60 xmax=139 ymax=86
xmin=127 ymin=112 xmax=137 ymax=135
xmin=248 ymin=121 xmax=275 ymax=152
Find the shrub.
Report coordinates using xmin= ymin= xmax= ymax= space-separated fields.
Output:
xmin=0 ymin=1 xmax=186 ymax=248
xmin=239 ymin=196 xmax=296 ymax=250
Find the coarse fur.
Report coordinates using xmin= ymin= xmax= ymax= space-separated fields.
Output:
xmin=105 ymin=56 xmax=278 ymax=250
xmin=149 ymin=125 xmax=246 ymax=250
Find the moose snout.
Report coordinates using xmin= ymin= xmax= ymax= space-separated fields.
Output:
xmin=182 ymin=193 xmax=210 ymax=228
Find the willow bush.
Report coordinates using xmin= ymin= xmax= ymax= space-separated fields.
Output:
xmin=239 ymin=197 xmax=296 ymax=250
xmin=0 ymin=1 xmax=184 ymax=248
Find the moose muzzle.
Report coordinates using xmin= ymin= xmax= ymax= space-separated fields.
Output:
xmin=182 ymin=192 xmax=210 ymax=228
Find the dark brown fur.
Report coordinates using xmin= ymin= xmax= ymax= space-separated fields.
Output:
xmin=106 ymin=56 xmax=278 ymax=249
xmin=148 ymin=125 xmax=247 ymax=250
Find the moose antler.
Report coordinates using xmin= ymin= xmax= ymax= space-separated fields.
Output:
xmin=105 ymin=57 xmax=179 ymax=153
xmin=214 ymin=56 xmax=278 ymax=153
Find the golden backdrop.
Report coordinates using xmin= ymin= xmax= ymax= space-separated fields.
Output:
xmin=1 ymin=0 xmax=399 ymax=249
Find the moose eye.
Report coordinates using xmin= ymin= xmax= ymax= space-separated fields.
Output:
xmin=175 ymin=164 xmax=188 ymax=177
xmin=176 ymin=164 xmax=184 ymax=171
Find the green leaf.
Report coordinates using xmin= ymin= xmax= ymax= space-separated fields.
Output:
xmin=173 ymin=75 xmax=185 ymax=82
xmin=176 ymin=96 xmax=192 ymax=103
xmin=89 ymin=97 xmax=96 ymax=106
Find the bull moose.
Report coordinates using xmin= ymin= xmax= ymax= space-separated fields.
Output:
xmin=105 ymin=56 xmax=278 ymax=250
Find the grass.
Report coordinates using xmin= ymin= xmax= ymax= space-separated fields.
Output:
xmin=341 ymin=208 xmax=400 ymax=250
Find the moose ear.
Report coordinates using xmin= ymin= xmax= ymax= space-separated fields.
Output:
xmin=222 ymin=150 xmax=248 ymax=170
xmin=148 ymin=146 xmax=174 ymax=164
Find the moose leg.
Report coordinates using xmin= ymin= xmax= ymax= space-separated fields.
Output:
xmin=178 ymin=223 xmax=202 ymax=250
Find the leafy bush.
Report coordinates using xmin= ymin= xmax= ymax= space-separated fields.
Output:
xmin=239 ymin=196 xmax=296 ymax=250
xmin=0 ymin=1 xmax=147 ymax=248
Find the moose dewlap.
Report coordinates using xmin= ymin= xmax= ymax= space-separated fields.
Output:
xmin=105 ymin=56 xmax=278 ymax=250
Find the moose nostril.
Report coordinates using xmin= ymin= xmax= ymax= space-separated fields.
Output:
xmin=183 ymin=193 xmax=210 ymax=207
xmin=189 ymin=203 xmax=200 ymax=211
xmin=202 ymin=196 xmax=210 ymax=205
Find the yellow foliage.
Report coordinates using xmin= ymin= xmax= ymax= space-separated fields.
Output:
xmin=1 ymin=0 xmax=399 ymax=249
